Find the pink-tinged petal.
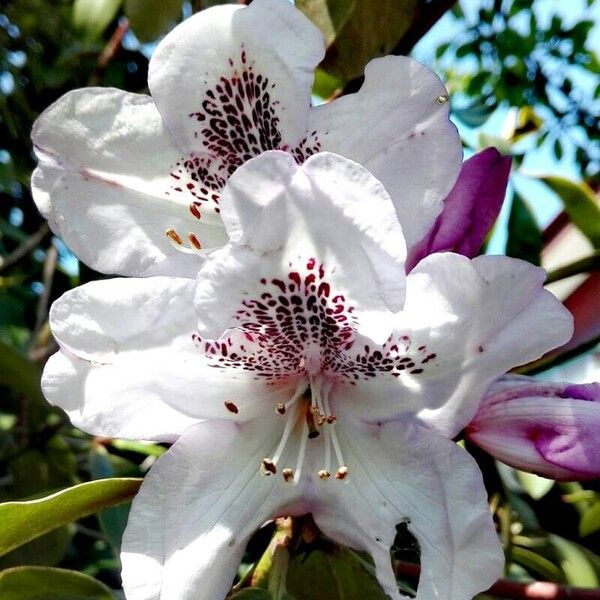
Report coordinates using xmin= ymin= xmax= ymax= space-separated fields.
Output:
xmin=195 ymin=151 xmax=407 ymax=344
xmin=308 ymin=56 xmax=462 ymax=247
xmin=31 ymin=88 xmax=227 ymax=277
xmin=312 ymin=419 xmax=503 ymax=600
xmin=148 ymin=0 xmax=324 ymax=159
xmin=338 ymin=253 xmax=573 ymax=438
xmin=44 ymin=277 xmax=291 ymax=441
xmin=467 ymin=377 xmax=600 ymax=481
xmin=406 ymin=148 xmax=512 ymax=271
xmin=121 ymin=419 xmax=306 ymax=600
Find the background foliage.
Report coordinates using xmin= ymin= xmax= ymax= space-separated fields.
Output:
xmin=0 ymin=0 xmax=599 ymax=598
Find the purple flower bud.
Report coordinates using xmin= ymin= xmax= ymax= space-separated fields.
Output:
xmin=467 ymin=377 xmax=600 ymax=481
xmin=406 ymin=148 xmax=512 ymax=271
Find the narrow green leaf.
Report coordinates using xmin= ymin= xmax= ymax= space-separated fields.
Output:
xmin=549 ymin=535 xmax=599 ymax=587
xmin=72 ymin=0 xmax=122 ymax=41
xmin=511 ymin=546 xmax=565 ymax=582
xmin=124 ymin=0 xmax=183 ymax=42
xmin=506 ymin=192 xmax=543 ymax=265
xmin=0 ymin=478 xmax=141 ymax=557
xmin=0 ymin=566 xmax=115 ymax=599
xmin=580 ymin=501 xmax=600 ymax=537
xmin=539 ymin=176 xmax=600 ymax=248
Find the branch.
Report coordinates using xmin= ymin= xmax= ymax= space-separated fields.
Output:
xmin=395 ymin=562 xmax=600 ymax=599
xmin=88 ymin=18 xmax=129 ymax=86
xmin=0 ymin=223 xmax=50 ymax=273
xmin=545 ymin=251 xmax=600 ymax=285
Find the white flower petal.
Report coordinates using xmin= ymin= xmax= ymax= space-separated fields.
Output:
xmin=195 ymin=151 xmax=406 ymax=343
xmin=148 ymin=0 xmax=324 ymax=157
xmin=44 ymin=277 xmax=291 ymax=439
xmin=121 ymin=418 xmax=305 ymax=600
xmin=309 ymin=56 xmax=462 ymax=248
xmin=31 ymin=88 xmax=227 ymax=276
xmin=338 ymin=253 xmax=573 ymax=437
xmin=312 ymin=419 xmax=503 ymax=600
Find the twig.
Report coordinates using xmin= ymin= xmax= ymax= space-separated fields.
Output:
xmin=88 ymin=18 xmax=129 ymax=86
xmin=395 ymin=562 xmax=600 ymax=599
xmin=29 ymin=243 xmax=58 ymax=356
xmin=0 ymin=223 xmax=49 ymax=273
xmin=545 ymin=251 xmax=600 ymax=285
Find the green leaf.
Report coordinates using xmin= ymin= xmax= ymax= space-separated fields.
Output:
xmin=287 ymin=547 xmax=388 ymax=600
xmin=72 ymin=0 xmax=123 ymax=41
xmin=539 ymin=176 xmax=600 ymax=248
xmin=0 ymin=566 xmax=115 ymax=599
xmin=506 ymin=192 xmax=543 ymax=265
xmin=0 ymin=339 xmax=44 ymax=405
xmin=511 ymin=546 xmax=565 ymax=582
xmin=517 ymin=471 xmax=554 ymax=500
xmin=124 ymin=0 xmax=183 ymax=43
xmin=0 ymin=478 xmax=141 ymax=557
xmin=453 ymin=100 xmax=496 ymax=128
xmin=296 ymin=0 xmax=356 ymax=47
xmin=300 ymin=0 xmax=416 ymax=82
xmin=549 ymin=535 xmax=599 ymax=587
xmin=312 ymin=68 xmax=343 ymax=100
xmin=580 ymin=501 xmax=600 ymax=537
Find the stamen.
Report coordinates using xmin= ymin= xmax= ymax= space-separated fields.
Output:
xmin=165 ymin=227 xmax=204 ymax=255
xmin=275 ymin=402 xmax=286 ymax=415
xmin=188 ymin=233 xmax=202 ymax=250
xmin=318 ymin=469 xmax=331 ymax=480
xmin=436 ymin=94 xmax=449 ymax=104
xmin=335 ymin=466 xmax=349 ymax=480
xmin=261 ymin=458 xmax=277 ymax=476
xmin=165 ymin=228 xmax=183 ymax=245
xmin=282 ymin=468 xmax=294 ymax=482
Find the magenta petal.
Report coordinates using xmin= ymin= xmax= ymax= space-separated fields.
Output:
xmin=467 ymin=377 xmax=600 ymax=481
xmin=406 ymin=147 xmax=511 ymax=271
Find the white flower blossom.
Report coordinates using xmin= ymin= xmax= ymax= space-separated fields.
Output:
xmin=42 ymin=151 xmax=573 ymax=600
xmin=30 ymin=0 xmax=460 ymax=277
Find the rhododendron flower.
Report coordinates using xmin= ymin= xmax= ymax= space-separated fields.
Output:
xmin=30 ymin=0 xmax=460 ymax=278
xmin=42 ymin=151 xmax=573 ymax=600
xmin=467 ymin=377 xmax=600 ymax=481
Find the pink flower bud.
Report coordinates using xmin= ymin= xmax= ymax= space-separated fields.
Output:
xmin=467 ymin=377 xmax=600 ymax=481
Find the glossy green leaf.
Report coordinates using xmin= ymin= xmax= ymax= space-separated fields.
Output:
xmin=539 ymin=177 xmax=600 ymax=248
xmin=0 ymin=478 xmax=141 ymax=557
xmin=506 ymin=192 xmax=543 ymax=266
xmin=124 ymin=0 xmax=183 ymax=42
xmin=72 ymin=0 xmax=122 ymax=41
xmin=300 ymin=0 xmax=415 ymax=82
xmin=549 ymin=535 xmax=599 ymax=587
xmin=287 ymin=547 xmax=388 ymax=600
xmin=580 ymin=501 xmax=600 ymax=537
xmin=296 ymin=0 xmax=355 ymax=47
xmin=0 ymin=566 xmax=115 ymax=600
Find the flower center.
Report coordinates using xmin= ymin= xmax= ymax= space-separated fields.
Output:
xmin=259 ymin=377 xmax=349 ymax=484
